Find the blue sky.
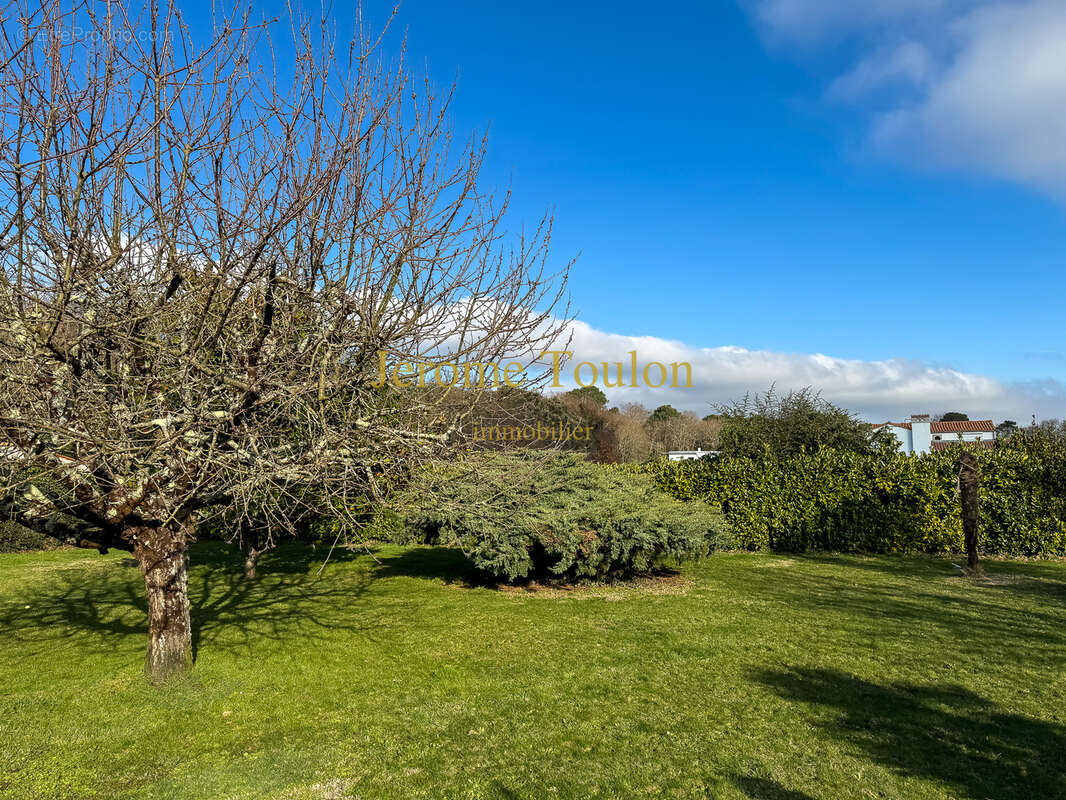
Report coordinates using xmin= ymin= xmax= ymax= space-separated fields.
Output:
xmin=195 ymin=0 xmax=1066 ymax=419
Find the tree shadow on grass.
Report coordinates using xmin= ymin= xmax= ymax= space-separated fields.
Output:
xmin=802 ymin=553 xmax=1066 ymax=607
xmin=730 ymin=775 xmax=818 ymax=800
xmin=370 ymin=545 xmax=485 ymax=586
xmin=368 ymin=544 xmax=692 ymax=591
xmin=485 ymin=782 xmax=523 ymax=800
xmin=186 ymin=542 xmax=381 ymax=659
xmin=753 ymin=666 xmax=1066 ymax=800
xmin=727 ymin=555 xmax=1066 ymax=658
xmin=0 ymin=541 xmax=381 ymax=662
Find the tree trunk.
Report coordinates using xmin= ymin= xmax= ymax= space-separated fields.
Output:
xmin=957 ymin=451 xmax=980 ymax=569
xmin=134 ymin=521 xmax=193 ymax=682
xmin=244 ymin=547 xmax=259 ymax=580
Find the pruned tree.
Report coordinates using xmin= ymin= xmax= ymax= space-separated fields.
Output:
xmin=0 ymin=1 xmax=570 ymax=680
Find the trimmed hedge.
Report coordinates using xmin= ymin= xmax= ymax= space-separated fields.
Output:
xmin=397 ymin=451 xmax=727 ymax=581
xmin=618 ymin=438 xmax=1066 ymax=556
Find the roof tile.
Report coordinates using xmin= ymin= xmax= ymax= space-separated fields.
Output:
xmin=930 ymin=420 xmax=996 ymax=434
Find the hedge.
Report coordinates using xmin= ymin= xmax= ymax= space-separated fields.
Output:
xmin=617 ymin=439 xmax=1066 ymax=556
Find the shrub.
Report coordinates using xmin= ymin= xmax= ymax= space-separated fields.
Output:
xmin=396 ymin=451 xmax=726 ymax=581
xmin=0 ymin=521 xmax=63 ymax=553
xmin=1 ymin=468 xmax=91 ymax=552
xmin=717 ymin=386 xmax=887 ymax=460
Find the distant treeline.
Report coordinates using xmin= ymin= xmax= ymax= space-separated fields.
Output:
xmin=460 ymin=384 xmax=720 ymax=462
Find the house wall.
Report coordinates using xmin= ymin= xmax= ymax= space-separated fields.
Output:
xmin=912 ymin=421 xmax=933 ymax=454
xmin=667 ymin=450 xmax=719 ymax=461
xmin=931 ymin=431 xmax=990 ymax=443
xmin=886 ymin=425 xmax=913 ymax=453
xmin=877 ymin=420 xmax=996 ymax=455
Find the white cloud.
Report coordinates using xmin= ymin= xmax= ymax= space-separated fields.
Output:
xmin=748 ymin=0 xmax=1066 ymax=197
xmin=828 ymin=42 xmax=933 ymax=100
xmin=871 ymin=2 xmax=1066 ymax=195
xmin=547 ymin=319 xmax=1062 ymax=422
xmin=751 ymin=0 xmax=952 ymax=44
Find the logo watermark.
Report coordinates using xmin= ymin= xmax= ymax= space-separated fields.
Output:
xmin=371 ymin=349 xmax=693 ymax=390
xmin=471 ymin=423 xmax=593 ymax=442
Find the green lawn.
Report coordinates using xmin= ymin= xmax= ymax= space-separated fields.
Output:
xmin=1 ymin=544 xmax=1064 ymax=800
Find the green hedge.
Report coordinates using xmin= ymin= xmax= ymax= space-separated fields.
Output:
xmin=617 ymin=439 xmax=1066 ymax=556
xmin=397 ymin=452 xmax=727 ymax=581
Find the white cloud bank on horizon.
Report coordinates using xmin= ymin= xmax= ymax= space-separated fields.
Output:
xmin=548 ymin=320 xmax=1064 ymax=423
xmin=747 ymin=0 xmax=1066 ymax=199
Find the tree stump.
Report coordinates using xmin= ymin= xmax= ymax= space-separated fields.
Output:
xmin=957 ymin=451 xmax=980 ymax=570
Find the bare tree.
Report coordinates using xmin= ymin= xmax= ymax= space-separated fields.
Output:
xmin=0 ymin=1 xmax=570 ymax=680
xmin=647 ymin=411 xmax=719 ymax=456
xmin=614 ymin=404 xmax=652 ymax=462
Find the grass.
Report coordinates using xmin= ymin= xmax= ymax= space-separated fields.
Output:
xmin=1 ymin=543 xmax=1065 ymax=800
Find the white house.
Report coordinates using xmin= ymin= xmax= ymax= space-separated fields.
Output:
xmin=871 ymin=414 xmax=997 ymax=455
xmin=666 ymin=448 xmax=719 ymax=461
